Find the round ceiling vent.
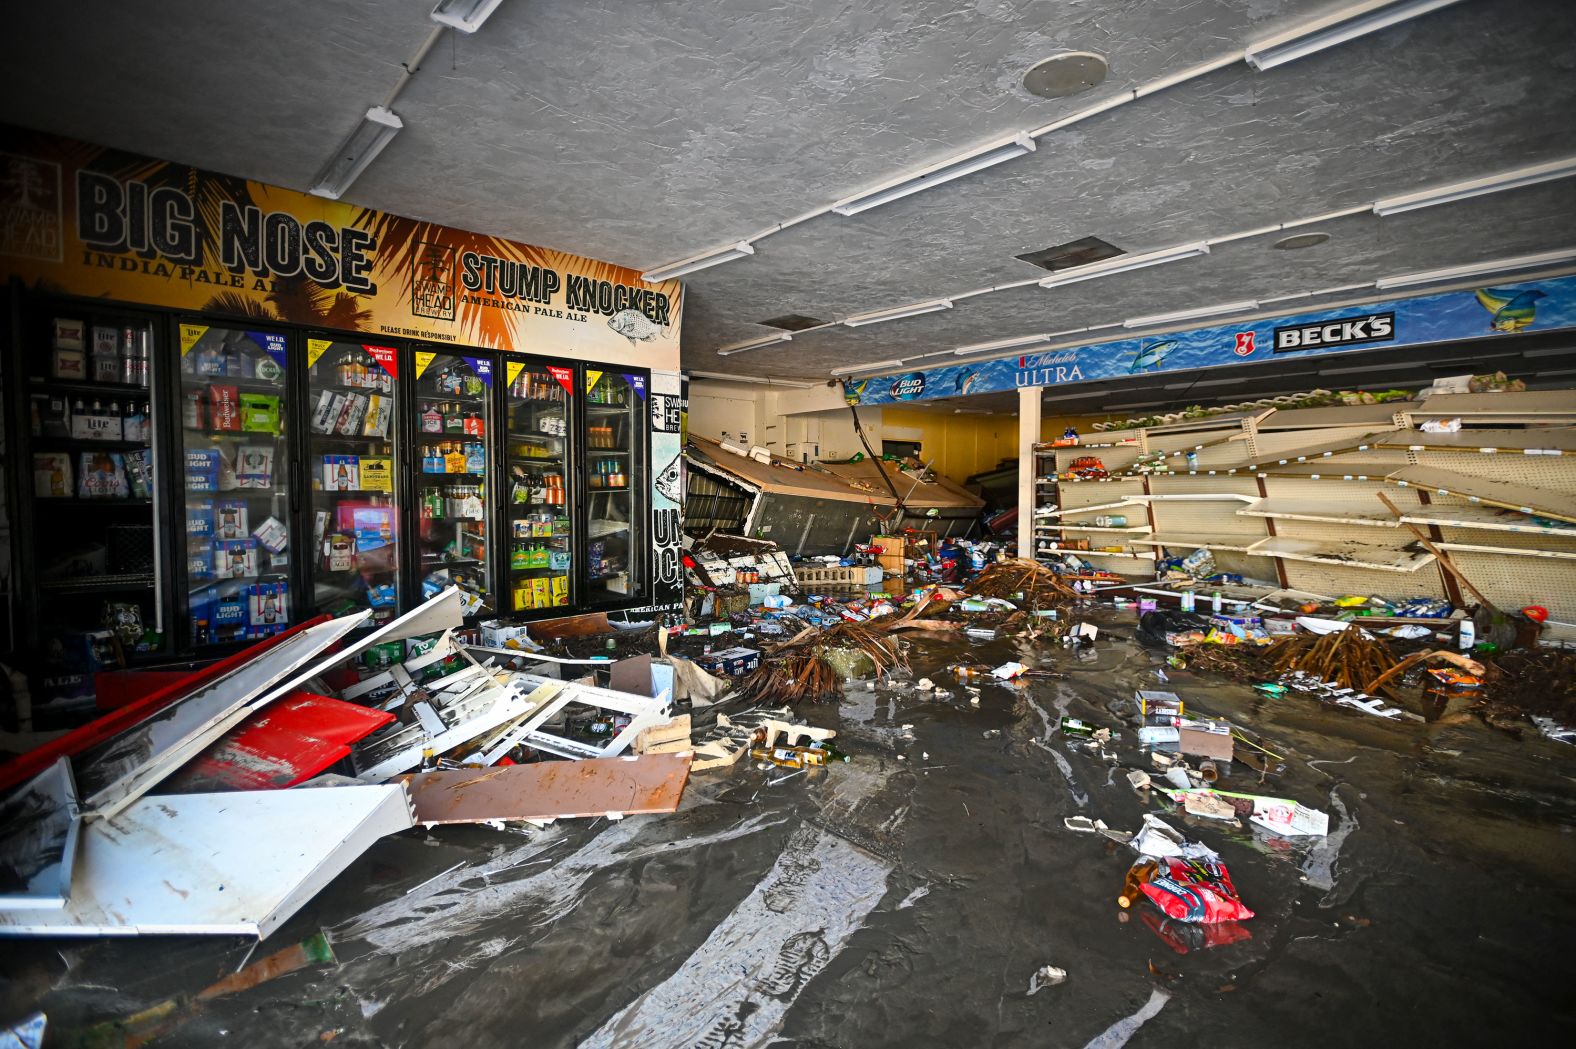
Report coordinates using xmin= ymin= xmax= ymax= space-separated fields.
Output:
xmin=1274 ymin=231 xmax=1332 ymax=250
xmin=1023 ymin=52 xmax=1108 ymax=99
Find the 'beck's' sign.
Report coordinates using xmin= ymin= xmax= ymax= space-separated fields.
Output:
xmin=1273 ymin=312 xmax=1395 ymax=352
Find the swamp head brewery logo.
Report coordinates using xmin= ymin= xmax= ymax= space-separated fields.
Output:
xmin=890 ymin=372 xmax=927 ymax=400
xmin=1273 ymin=311 xmax=1395 ymax=352
xmin=1234 ymin=331 xmax=1256 ymax=356
xmin=411 ymin=241 xmax=456 ymax=320
xmin=0 ymin=152 xmax=63 ymax=262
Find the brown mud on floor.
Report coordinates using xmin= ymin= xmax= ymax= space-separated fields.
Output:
xmin=5 ymin=607 xmax=1576 ymax=1048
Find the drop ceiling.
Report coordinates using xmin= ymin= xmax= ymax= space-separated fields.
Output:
xmin=3 ymin=0 xmax=1575 ymax=382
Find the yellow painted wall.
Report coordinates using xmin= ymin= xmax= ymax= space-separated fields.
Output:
xmin=879 ymin=407 xmax=1106 ymax=482
xmin=880 ymin=408 xmax=1018 ymax=481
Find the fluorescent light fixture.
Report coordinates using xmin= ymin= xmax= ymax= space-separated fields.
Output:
xmin=641 ymin=241 xmax=755 ymax=284
xmin=1244 ymin=0 xmax=1465 ymax=71
xmin=1038 ymin=242 xmax=1209 ymax=289
xmin=309 ymin=107 xmax=403 ymax=200
xmin=1372 ymin=156 xmax=1576 ymax=215
xmin=1375 ymin=248 xmax=1576 ymax=290
xmin=716 ymin=332 xmax=792 ymax=356
xmin=842 ymin=298 xmax=953 ymax=327
xmin=832 ymin=359 xmax=906 ymax=377
xmin=431 ymin=0 xmax=505 ymax=33
xmin=687 ymin=370 xmax=814 ymax=387
xmin=831 ymin=133 xmax=1036 ymax=217
xmin=1122 ymin=300 xmax=1259 ymax=329
xmin=953 ymin=332 xmax=1052 ymax=356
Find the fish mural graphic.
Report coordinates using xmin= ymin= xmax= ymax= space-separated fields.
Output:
xmin=1126 ymin=339 xmax=1178 ymax=373
xmin=1475 ymin=288 xmax=1546 ymax=333
xmin=955 ymin=370 xmax=983 ymax=395
xmin=654 ymin=453 xmax=683 ymax=506
xmin=607 ymin=309 xmax=664 ymax=344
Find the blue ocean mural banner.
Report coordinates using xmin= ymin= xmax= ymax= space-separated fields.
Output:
xmin=849 ymin=275 xmax=1576 ymax=405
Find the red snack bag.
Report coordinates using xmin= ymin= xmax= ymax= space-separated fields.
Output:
xmin=1139 ymin=857 xmax=1255 ymax=924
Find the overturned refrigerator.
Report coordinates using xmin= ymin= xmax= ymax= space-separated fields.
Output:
xmin=684 ymin=436 xmax=983 ymax=557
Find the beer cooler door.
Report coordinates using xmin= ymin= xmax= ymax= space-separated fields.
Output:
xmin=581 ymin=370 xmax=647 ymax=605
xmin=304 ymin=337 xmax=401 ymax=625
xmin=501 ymin=359 xmax=576 ymax=615
xmin=411 ymin=349 xmax=494 ymax=619
xmin=176 ymin=322 xmax=292 ymax=648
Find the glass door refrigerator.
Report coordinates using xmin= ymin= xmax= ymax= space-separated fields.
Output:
xmin=410 ymin=348 xmax=494 ymax=619
xmin=304 ymin=337 xmax=401 ymax=626
xmin=502 ymin=359 xmax=576 ymax=615
xmin=175 ymin=322 xmax=292 ymax=648
xmin=582 ymin=370 xmax=648 ymax=605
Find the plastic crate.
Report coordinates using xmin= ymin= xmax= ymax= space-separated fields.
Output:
xmin=795 ymin=566 xmax=866 ymax=585
xmin=107 ymin=523 xmax=156 ymax=574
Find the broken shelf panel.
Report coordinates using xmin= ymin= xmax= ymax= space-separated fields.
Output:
xmin=0 ymin=785 xmax=413 ymax=938
xmin=1433 ymin=542 xmax=1576 ymax=561
xmin=1245 ymin=536 xmax=1436 ymax=573
xmin=1374 ymin=427 xmax=1576 ymax=454
xmin=1388 ymin=466 xmax=1576 ymax=524
xmin=1400 ymin=503 xmax=1576 ymax=536
xmin=405 ymin=753 xmax=692 ymax=825
xmin=1236 ymin=498 xmax=1400 ymax=528
xmin=1242 ymin=432 xmax=1391 ymax=472
xmin=1129 ymin=534 xmax=1265 ymax=553
xmin=1409 ymin=391 xmax=1576 ymax=422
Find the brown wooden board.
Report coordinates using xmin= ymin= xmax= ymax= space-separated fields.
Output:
xmin=404 ymin=753 xmax=692 ymax=824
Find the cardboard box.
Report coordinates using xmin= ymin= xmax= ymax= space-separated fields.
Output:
xmin=214 ymin=538 xmax=258 ymax=579
xmin=235 ymin=445 xmax=274 ymax=489
xmin=480 ymin=620 xmax=533 ymax=649
xmin=70 ymin=407 xmax=121 ymax=442
xmin=209 ymin=385 xmax=241 ymax=431
xmin=359 ymin=456 xmax=393 ymax=493
xmin=239 ymin=393 xmax=280 ymax=433
xmin=696 ymin=646 xmax=762 ymax=677
xmin=323 ymin=455 xmax=360 ymax=492
xmin=187 ymin=500 xmax=215 ymax=537
xmin=77 ymin=452 xmax=129 ymax=498
xmin=362 ymin=394 xmax=392 ymax=438
xmin=53 ymin=318 xmax=86 ymax=350
xmin=311 ymin=390 xmax=344 ymax=434
xmin=33 ymin=453 xmax=73 ymax=498
xmin=185 ymin=449 xmax=221 ymax=492
xmin=214 ymin=499 xmax=250 ymax=539
xmin=51 ymin=349 xmax=86 ymax=381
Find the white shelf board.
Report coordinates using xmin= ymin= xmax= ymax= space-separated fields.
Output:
xmin=1057 ymin=523 xmax=1155 ymax=533
xmin=1037 ymin=499 xmax=1137 ymax=518
xmin=1389 ymin=466 xmax=1576 ymax=525
xmin=1374 ymin=427 xmax=1576 ymax=454
xmin=1128 ymin=493 xmax=1257 ymax=503
xmin=1400 ymin=504 xmax=1576 ymax=537
xmin=1434 ymin=542 xmax=1576 ymax=561
xmin=1245 ymin=536 xmax=1436 ymax=573
xmin=1073 ymin=549 xmax=1159 ymax=560
xmin=1236 ymin=498 xmax=1400 ymax=528
xmin=1129 ymin=534 xmax=1262 ymax=553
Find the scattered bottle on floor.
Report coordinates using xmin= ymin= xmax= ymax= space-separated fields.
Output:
xmin=1117 ymin=858 xmax=1160 ymax=910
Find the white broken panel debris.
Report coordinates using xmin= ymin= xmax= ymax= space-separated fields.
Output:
xmin=351 ymin=675 xmax=564 ymax=782
xmin=0 ymin=784 xmax=413 ymax=938
xmin=517 ymin=674 xmax=672 ymax=760
xmin=77 ymin=612 xmax=371 ymax=820
xmin=0 ymin=758 xmax=81 ymax=910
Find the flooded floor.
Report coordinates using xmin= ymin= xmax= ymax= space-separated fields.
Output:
xmin=6 ymin=608 xmax=1576 ymax=1047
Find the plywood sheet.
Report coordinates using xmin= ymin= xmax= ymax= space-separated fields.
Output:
xmin=405 ymin=753 xmax=692 ymax=824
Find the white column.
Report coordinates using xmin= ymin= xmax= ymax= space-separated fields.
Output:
xmin=1017 ymin=385 xmax=1041 ymax=559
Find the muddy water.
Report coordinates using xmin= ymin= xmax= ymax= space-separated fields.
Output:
xmin=6 ymin=608 xmax=1576 ymax=1047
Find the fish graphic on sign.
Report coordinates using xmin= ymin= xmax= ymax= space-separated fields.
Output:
xmin=955 ymin=370 xmax=983 ymax=395
xmin=1474 ymin=288 xmax=1546 ymax=333
xmin=1125 ymin=339 xmax=1178 ymax=373
xmin=607 ymin=309 xmax=665 ymax=344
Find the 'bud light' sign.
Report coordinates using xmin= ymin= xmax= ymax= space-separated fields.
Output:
xmin=890 ymin=372 xmax=926 ymax=401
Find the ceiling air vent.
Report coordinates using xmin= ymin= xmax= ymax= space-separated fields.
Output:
xmin=757 ymin=313 xmax=828 ymax=331
xmin=1016 ymin=236 xmax=1125 ymax=272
